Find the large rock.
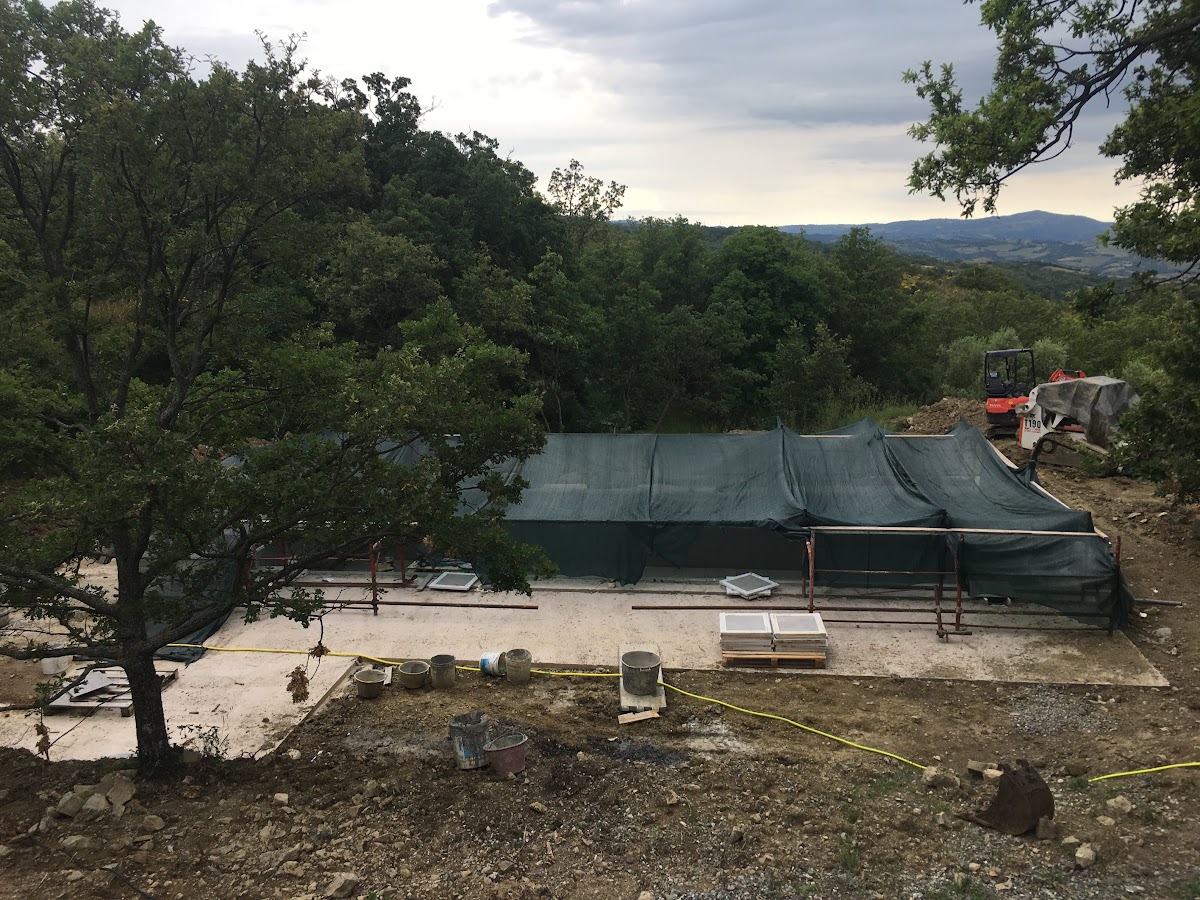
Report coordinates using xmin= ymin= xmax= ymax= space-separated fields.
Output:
xmin=325 ymin=873 xmax=359 ymax=898
xmin=60 ymin=835 xmax=93 ymax=851
xmin=75 ymin=793 xmax=111 ymax=823
xmin=55 ymin=793 xmax=85 ymax=818
xmin=1106 ymin=795 xmax=1133 ymax=815
xmin=1075 ymin=843 xmax=1097 ymax=869
xmin=141 ymin=814 xmax=166 ymax=833
xmin=104 ymin=774 xmax=137 ymax=808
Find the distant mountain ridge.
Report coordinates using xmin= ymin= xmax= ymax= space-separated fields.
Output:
xmin=778 ymin=210 xmax=1175 ymax=278
xmin=781 ymin=210 xmax=1111 ymax=244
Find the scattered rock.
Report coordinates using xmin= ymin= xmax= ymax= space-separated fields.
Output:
xmin=1107 ymin=795 xmax=1133 ymax=815
xmin=982 ymin=768 xmax=1004 ymax=781
xmin=730 ymin=825 xmax=746 ymax=843
xmin=1035 ymin=816 xmax=1058 ymax=841
xmin=0 ymin=846 xmax=10 ymax=858
xmin=529 ymin=802 xmax=548 ymax=814
xmin=934 ymin=811 xmax=952 ymax=828
xmin=325 ymin=872 xmax=359 ymax=898
xmin=498 ymin=860 xmax=515 ymax=874
xmin=1062 ymin=835 xmax=1081 ymax=846
xmin=922 ymin=766 xmax=960 ymax=789
xmin=575 ymin=751 xmax=588 ymax=762
xmin=1075 ymin=843 xmax=1097 ymax=869
xmin=141 ymin=814 xmax=166 ymax=833
xmin=362 ymin=780 xmax=381 ymax=800
xmin=65 ymin=869 xmax=85 ymax=882
xmin=60 ymin=835 xmax=92 ymax=851
xmin=286 ymin=749 xmax=302 ymax=761
xmin=1097 ymin=815 xmax=1116 ymax=827
xmin=273 ymin=792 xmax=290 ymax=805
xmin=638 ymin=892 xmax=654 ymax=900
xmin=663 ymin=790 xmax=681 ymax=807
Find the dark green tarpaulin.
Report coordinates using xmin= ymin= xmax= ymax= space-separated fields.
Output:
xmin=493 ymin=420 xmax=1130 ymax=624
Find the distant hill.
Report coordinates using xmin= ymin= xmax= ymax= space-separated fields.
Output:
xmin=780 ymin=210 xmax=1175 ymax=279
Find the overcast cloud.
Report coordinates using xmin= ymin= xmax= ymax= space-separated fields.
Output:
xmin=103 ymin=0 xmax=1137 ymax=224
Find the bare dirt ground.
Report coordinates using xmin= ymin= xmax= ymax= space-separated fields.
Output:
xmin=2 ymin=402 xmax=1199 ymax=900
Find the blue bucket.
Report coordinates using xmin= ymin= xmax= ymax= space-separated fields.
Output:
xmin=480 ymin=651 xmax=507 ymax=676
xmin=449 ymin=711 xmax=491 ymax=770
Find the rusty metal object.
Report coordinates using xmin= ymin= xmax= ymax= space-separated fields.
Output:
xmin=959 ymin=760 xmax=1054 ymax=835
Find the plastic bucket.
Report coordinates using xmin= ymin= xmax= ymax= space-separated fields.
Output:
xmin=398 ymin=660 xmax=429 ymax=690
xmin=354 ymin=668 xmax=385 ymax=699
xmin=506 ymin=648 xmax=532 ymax=685
xmin=449 ymin=711 xmax=491 ymax=770
xmin=480 ymin=651 xmax=507 ymax=676
xmin=484 ymin=733 xmax=528 ymax=775
xmin=41 ymin=651 xmax=71 ymax=676
xmin=430 ymin=654 xmax=457 ymax=689
xmin=620 ymin=650 xmax=660 ymax=696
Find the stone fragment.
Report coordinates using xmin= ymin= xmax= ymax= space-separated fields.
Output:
xmin=663 ymin=790 xmax=680 ymax=807
xmin=141 ymin=814 xmax=166 ymax=832
xmin=362 ymin=780 xmax=381 ymax=800
xmin=982 ymin=768 xmax=1004 ymax=781
xmin=1062 ymin=835 xmax=1080 ymax=846
xmin=60 ymin=835 xmax=92 ymax=851
xmin=1096 ymin=815 xmax=1116 ymax=827
xmin=325 ymin=873 xmax=359 ymax=898
xmin=922 ymin=766 xmax=960 ymax=789
xmin=966 ymin=759 xmax=997 ymax=776
xmin=286 ymin=749 xmax=302 ymax=761
xmin=638 ymin=893 xmax=654 ymax=900
xmin=529 ymin=801 xmax=548 ymax=814
xmin=273 ymin=792 xmax=290 ymax=805
xmin=1107 ymin=795 xmax=1133 ymax=815
xmin=1075 ymin=843 xmax=1097 ymax=869
xmin=1035 ymin=816 xmax=1058 ymax=841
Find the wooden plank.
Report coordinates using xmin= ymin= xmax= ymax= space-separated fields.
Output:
xmin=618 ymin=710 xmax=660 ymax=725
xmin=721 ymin=650 xmax=827 ymax=670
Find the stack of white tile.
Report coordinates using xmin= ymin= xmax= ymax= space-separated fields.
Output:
xmin=718 ymin=612 xmax=774 ymax=653
xmin=769 ymin=612 xmax=828 ymax=655
xmin=719 ymin=572 xmax=778 ymax=600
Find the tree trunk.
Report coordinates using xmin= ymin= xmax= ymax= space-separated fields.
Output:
xmin=122 ymin=653 xmax=179 ymax=777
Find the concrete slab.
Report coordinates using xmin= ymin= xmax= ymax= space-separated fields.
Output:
xmin=0 ymin=570 xmax=1165 ymax=764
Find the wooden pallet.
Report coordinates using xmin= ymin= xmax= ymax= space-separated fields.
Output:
xmin=47 ymin=664 xmax=180 ymax=717
xmin=720 ymin=651 xmax=827 ymax=669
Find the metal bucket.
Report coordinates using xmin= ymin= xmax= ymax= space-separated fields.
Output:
xmin=505 ymin=648 xmax=532 ymax=685
xmin=397 ymin=660 xmax=429 ymax=690
xmin=620 ymin=650 xmax=661 ymax=696
xmin=354 ymin=668 xmax=385 ymax=699
xmin=430 ymin=654 xmax=456 ymax=689
xmin=480 ymin=651 xmax=507 ymax=676
xmin=484 ymin=733 xmax=528 ymax=775
xmin=449 ymin=711 xmax=491 ymax=770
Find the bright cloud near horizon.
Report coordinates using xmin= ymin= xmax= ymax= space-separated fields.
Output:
xmin=103 ymin=0 xmax=1140 ymax=226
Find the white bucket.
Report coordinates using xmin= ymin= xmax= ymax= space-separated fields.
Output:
xmin=41 ymin=655 xmax=71 ymax=676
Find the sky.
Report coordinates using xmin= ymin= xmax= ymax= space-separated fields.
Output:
xmin=102 ymin=0 xmax=1141 ymax=226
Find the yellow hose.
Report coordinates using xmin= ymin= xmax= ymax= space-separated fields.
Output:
xmin=1089 ymin=762 xmax=1200 ymax=782
xmin=659 ymin=681 xmax=926 ymax=770
xmin=167 ymin=642 xmax=1199 ymax=782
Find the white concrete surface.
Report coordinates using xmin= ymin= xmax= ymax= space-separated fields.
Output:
xmin=0 ymin=571 xmax=1164 ymax=763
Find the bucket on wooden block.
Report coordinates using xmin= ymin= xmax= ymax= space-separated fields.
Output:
xmin=480 ymin=651 xmax=507 ymax=676
xmin=620 ymin=650 xmax=660 ymax=696
xmin=484 ymin=733 xmax=528 ymax=775
xmin=449 ymin=711 xmax=491 ymax=770
xmin=505 ymin=648 xmax=532 ymax=685
xmin=430 ymin=654 xmax=456 ymax=689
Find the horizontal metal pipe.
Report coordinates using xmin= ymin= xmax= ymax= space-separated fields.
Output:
xmin=323 ymin=599 xmax=537 ymax=610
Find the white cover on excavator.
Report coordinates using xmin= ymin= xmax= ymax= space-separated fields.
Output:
xmin=1031 ymin=376 xmax=1139 ymax=447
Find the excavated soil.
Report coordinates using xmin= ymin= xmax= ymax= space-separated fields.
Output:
xmin=2 ymin=404 xmax=1199 ymax=900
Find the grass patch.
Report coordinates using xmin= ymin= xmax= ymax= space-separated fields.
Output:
xmin=1172 ymin=876 xmax=1200 ymax=899
xmin=924 ymin=879 xmax=993 ymax=900
xmin=836 ymin=837 xmax=861 ymax=873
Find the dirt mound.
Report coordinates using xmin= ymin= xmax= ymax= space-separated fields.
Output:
xmin=906 ymin=396 xmax=988 ymax=434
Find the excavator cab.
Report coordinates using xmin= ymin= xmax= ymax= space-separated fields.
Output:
xmin=984 ymin=348 xmax=1036 ymax=427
